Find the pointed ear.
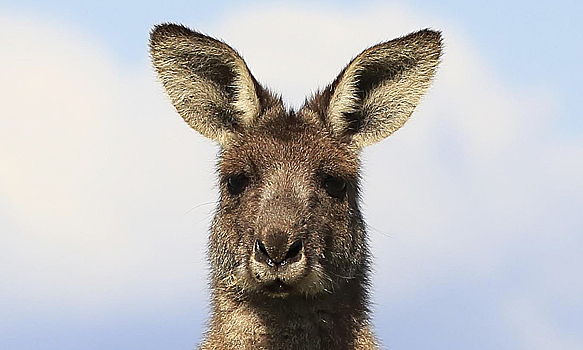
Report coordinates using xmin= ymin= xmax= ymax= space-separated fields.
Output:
xmin=309 ymin=29 xmax=442 ymax=148
xmin=149 ymin=23 xmax=261 ymax=145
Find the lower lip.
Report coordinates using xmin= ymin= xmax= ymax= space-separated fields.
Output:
xmin=266 ymin=281 xmax=291 ymax=294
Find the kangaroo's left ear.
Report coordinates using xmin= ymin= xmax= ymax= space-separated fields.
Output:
xmin=306 ymin=29 xmax=442 ymax=148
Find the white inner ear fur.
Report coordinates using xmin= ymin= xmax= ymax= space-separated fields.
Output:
xmin=327 ymin=59 xmax=433 ymax=148
xmin=232 ymin=62 xmax=260 ymax=127
xmin=352 ymin=65 xmax=431 ymax=148
xmin=326 ymin=59 xmax=363 ymax=137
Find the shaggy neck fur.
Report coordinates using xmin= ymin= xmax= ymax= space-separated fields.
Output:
xmin=202 ymin=273 xmax=378 ymax=350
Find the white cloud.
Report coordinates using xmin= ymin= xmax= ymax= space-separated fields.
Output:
xmin=1 ymin=3 xmax=582 ymax=349
xmin=0 ymin=14 xmax=215 ymax=311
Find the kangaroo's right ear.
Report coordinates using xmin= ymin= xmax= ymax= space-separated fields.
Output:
xmin=149 ymin=23 xmax=261 ymax=145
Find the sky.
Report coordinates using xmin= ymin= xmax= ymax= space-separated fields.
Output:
xmin=1 ymin=1 xmax=582 ymax=349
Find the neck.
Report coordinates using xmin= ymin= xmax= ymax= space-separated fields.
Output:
xmin=200 ymin=277 xmax=379 ymax=350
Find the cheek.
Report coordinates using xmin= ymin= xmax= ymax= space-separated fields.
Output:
xmin=219 ymin=194 xmax=260 ymax=249
xmin=316 ymin=199 xmax=354 ymax=259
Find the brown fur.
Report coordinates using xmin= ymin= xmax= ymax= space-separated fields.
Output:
xmin=149 ymin=23 xmax=442 ymax=349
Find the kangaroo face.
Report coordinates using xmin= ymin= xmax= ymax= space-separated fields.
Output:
xmin=149 ymin=23 xmax=441 ymax=300
xmin=211 ymin=112 xmax=362 ymax=297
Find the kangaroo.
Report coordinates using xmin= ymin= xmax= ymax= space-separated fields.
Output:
xmin=149 ymin=23 xmax=441 ymax=350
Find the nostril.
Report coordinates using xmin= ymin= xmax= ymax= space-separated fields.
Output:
xmin=255 ymin=239 xmax=268 ymax=256
xmin=285 ymin=240 xmax=303 ymax=261
xmin=255 ymin=239 xmax=273 ymax=266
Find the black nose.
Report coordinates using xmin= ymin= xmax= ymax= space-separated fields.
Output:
xmin=254 ymin=239 xmax=303 ymax=266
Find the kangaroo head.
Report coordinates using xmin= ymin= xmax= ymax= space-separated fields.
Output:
xmin=150 ymin=24 xmax=441 ymax=299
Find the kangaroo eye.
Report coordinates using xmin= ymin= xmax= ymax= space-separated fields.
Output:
xmin=227 ymin=174 xmax=248 ymax=195
xmin=323 ymin=175 xmax=347 ymax=199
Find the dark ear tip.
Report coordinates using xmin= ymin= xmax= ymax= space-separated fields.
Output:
xmin=418 ymin=28 xmax=442 ymax=38
xmin=149 ymin=23 xmax=193 ymax=44
xmin=412 ymin=28 xmax=442 ymax=44
xmin=417 ymin=28 xmax=443 ymax=51
xmin=149 ymin=23 xmax=217 ymax=52
xmin=398 ymin=28 xmax=442 ymax=62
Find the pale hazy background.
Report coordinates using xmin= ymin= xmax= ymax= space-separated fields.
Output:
xmin=1 ymin=1 xmax=582 ymax=349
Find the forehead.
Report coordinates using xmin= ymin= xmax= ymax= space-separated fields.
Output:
xmin=220 ymin=114 xmax=359 ymax=177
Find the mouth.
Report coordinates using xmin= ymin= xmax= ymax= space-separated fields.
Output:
xmin=264 ymin=278 xmax=292 ymax=296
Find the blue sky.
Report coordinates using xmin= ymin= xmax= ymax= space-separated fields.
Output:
xmin=1 ymin=1 xmax=582 ymax=349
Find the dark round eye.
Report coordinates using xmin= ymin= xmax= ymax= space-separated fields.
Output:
xmin=323 ymin=175 xmax=347 ymax=199
xmin=227 ymin=174 xmax=249 ymax=195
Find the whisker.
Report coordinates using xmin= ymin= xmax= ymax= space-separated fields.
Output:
xmin=368 ymin=224 xmax=396 ymax=239
xmin=194 ymin=210 xmax=216 ymax=225
xmin=183 ymin=200 xmax=218 ymax=216
xmin=327 ymin=271 xmax=356 ymax=280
